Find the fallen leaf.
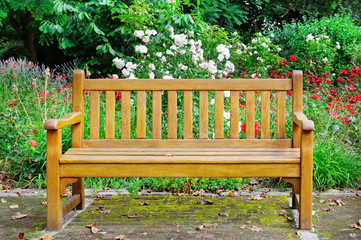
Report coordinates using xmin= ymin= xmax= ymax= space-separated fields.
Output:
xmin=329 ymin=202 xmax=338 ymax=206
xmin=41 ymin=201 xmax=47 ymax=205
xmin=95 ymin=193 xmax=104 ymax=200
xmin=215 ymin=187 xmax=224 ymax=195
xmin=140 ymin=202 xmax=150 ymax=206
xmin=140 ymin=232 xmax=147 ymax=236
xmin=218 ymin=212 xmax=229 ymax=217
xmin=249 ymin=225 xmax=263 ymax=232
xmin=322 ymin=207 xmax=331 ymax=212
xmin=228 ymin=190 xmax=237 ymax=197
xmin=296 ymin=230 xmax=305 ymax=235
xmin=260 ymin=189 xmax=271 ymax=198
xmin=240 ymin=225 xmax=246 ymax=229
xmin=128 ymin=213 xmax=140 ymax=218
xmin=351 ymin=190 xmax=357 ymax=194
xmin=192 ymin=189 xmax=205 ymax=196
xmin=279 ymin=210 xmax=289 ymax=217
xmin=202 ymin=223 xmax=212 ymax=228
xmin=248 ymin=195 xmax=262 ymax=201
xmin=350 ymin=219 xmax=361 ymax=230
xmin=175 ymin=228 xmax=180 ymax=233
xmin=18 ymin=189 xmax=28 ymax=196
xmin=249 ymin=179 xmax=258 ymax=185
xmin=1 ymin=198 xmax=7 ymax=203
xmin=319 ymin=199 xmax=326 ymax=203
xmin=11 ymin=212 xmax=27 ymax=220
xmin=197 ymin=200 xmax=205 ymax=205
xmin=246 ymin=221 xmax=252 ymax=224
xmin=10 ymin=204 xmax=19 ymax=209
xmin=114 ymin=235 xmax=128 ymax=240
xmin=86 ymin=223 xmax=100 ymax=234
xmin=17 ymin=233 xmax=28 ymax=240
xmin=99 ymin=209 xmax=111 ymax=215
xmin=328 ymin=199 xmax=345 ymax=206
xmin=204 ymin=199 xmax=213 ymax=205
xmin=195 ymin=225 xmax=204 ymax=231
xmin=39 ymin=234 xmax=54 ymax=240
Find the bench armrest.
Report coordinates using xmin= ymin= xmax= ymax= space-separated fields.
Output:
xmin=44 ymin=112 xmax=82 ymax=130
xmin=293 ymin=112 xmax=314 ymax=131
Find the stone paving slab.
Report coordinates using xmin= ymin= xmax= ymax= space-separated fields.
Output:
xmin=0 ymin=190 xmax=360 ymax=239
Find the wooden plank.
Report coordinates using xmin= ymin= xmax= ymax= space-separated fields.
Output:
xmin=105 ymin=91 xmax=115 ymax=139
xmin=152 ymin=91 xmax=162 ymax=139
xmin=67 ymin=147 xmax=300 ymax=153
xmin=121 ymin=91 xmax=131 ymax=139
xmin=230 ymin=91 xmax=239 ymax=139
xmin=72 ymin=178 xmax=84 ymax=210
xmin=261 ymin=91 xmax=270 ymax=139
xmin=199 ymin=91 xmax=209 ymax=139
xmin=44 ymin=112 xmax=82 ymax=130
xmin=89 ymin=91 xmax=100 ymax=139
xmin=60 ymin=155 xmax=300 ymax=164
xmin=183 ymin=91 xmax=193 ymax=139
xmin=82 ymin=139 xmax=293 ymax=148
xmin=168 ymin=91 xmax=177 ymax=139
xmin=136 ymin=91 xmax=147 ymax=139
xmin=277 ymin=91 xmax=286 ymax=139
xmin=300 ymin=130 xmax=313 ymax=230
xmin=214 ymin=91 xmax=224 ymax=139
xmin=292 ymin=70 xmax=303 ymax=148
xmin=84 ymin=78 xmax=293 ymax=91
xmin=245 ymin=91 xmax=255 ymax=139
xmin=71 ymin=70 xmax=84 ymax=148
xmin=46 ymin=130 xmax=62 ymax=230
xmin=60 ymin=163 xmax=300 ymax=178
xmin=62 ymin=194 xmax=80 ymax=216
xmin=60 ymin=177 xmax=78 ymax=195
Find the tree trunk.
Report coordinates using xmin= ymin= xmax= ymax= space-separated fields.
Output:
xmin=8 ymin=12 xmax=37 ymax=62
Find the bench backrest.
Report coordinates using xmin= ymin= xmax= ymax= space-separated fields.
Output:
xmin=71 ymin=70 xmax=303 ymax=148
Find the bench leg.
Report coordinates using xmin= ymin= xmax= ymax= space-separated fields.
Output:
xmin=299 ymin=130 xmax=313 ymax=230
xmin=72 ymin=177 xmax=85 ymax=210
xmin=47 ymin=130 xmax=63 ymax=230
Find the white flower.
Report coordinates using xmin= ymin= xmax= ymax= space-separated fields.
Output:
xmin=199 ymin=62 xmax=208 ymax=69
xmin=113 ymin=57 xmax=125 ymax=69
xmin=170 ymin=45 xmax=177 ymax=50
xmin=189 ymin=39 xmax=195 ymax=45
xmin=336 ymin=42 xmax=340 ymax=49
xmin=172 ymin=33 xmax=188 ymax=46
xmin=261 ymin=42 xmax=267 ymax=47
xmin=306 ymin=34 xmax=314 ymax=42
xmin=216 ymin=44 xmax=226 ymax=53
xmin=145 ymin=29 xmax=152 ymax=36
xmin=254 ymin=51 xmax=258 ymax=54
xmin=322 ymin=57 xmax=328 ymax=63
xmin=149 ymin=72 xmax=155 ymax=79
xmin=125 ymin=62 xmax=133 ymax=69
xmin=166 ymin=49 xmax=174 ymax=56
xmin=181 ymin=65 xmax=188 ymax=71
xmin=149 ymin=64 xmax=155 ymax=71
xmin=122 ymin=68 xmax=130 ymax=76
xmin=316 ymin=37 xmax=320 ymax=42
xmin=180 ymin=49 xmax=186 ymax=55
xmin=168 ymin=26 xmax=174 ymax=33
xmin=256 ymin=57 xmax=263 ymax=62
xmin=112 ymin=74 xmax=119 ymax=79
xmin=278 ymin=47 xmax=282 ymax=51
xmin=134 ymin=30 xmax=145 ymax=38
xmin=249 ymin=52 xmax=253 ymax=56
xmin=271 ymin=34 xmax=274 ymax=37
xmin=135 ymin=45 xmax=148 ymax=54
xmin=163 ymin=75 xmax=174 ymax=79
xmin=236 ymin=49 xmax=242 ymax=54
xmin=251 ymin=73 xmax=260 ymax=79
xmin=332 ymin=73 xmax=336 ymax=76
xmin=151 ymin=29 xmax=157 ymax=35
xmin=190 ymin=45 xmax=196 ymax=52
xmin=128 ymin=73 xmax=137 ymax=79
xmin=224 ymin=61 xmax=235 ymax=73
xmin=224 ymin=91 xmax=230 ymax=98
xmin=211 ymin=99 xmax=215 ymax=105
xmin=218 ymin=54 xmax=225 ymax=62
xmin=224 ymin=111 xmax=230 ymax=119
xmin=155 ymin=52 xmax=162 ymax=57
xmin=192 ymin=54 xmax=199 ymax=62
xmin=252 ymin=39 xmax=257 ymax=43
xmin=188 ymin=30 xmax=194 ymax=37
xmin=142 ymin=35 xmax=150 ymax=43
xmin=207 ymin=64 xmax=217 ymax=74
xmin=161 ymin=56 xmax=167 ymax=63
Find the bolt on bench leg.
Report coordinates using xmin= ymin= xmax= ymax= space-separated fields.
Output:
xmin=47 ymin=130 xmax=63 ymax=230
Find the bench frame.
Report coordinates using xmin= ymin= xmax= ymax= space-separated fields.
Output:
xmin=45 ymin=70 xmax=314 ymax=230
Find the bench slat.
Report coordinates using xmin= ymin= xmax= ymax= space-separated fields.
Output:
xmin=246 ymin=91 xmax=255 ymax=139
xmin=230 ymin=91 xmax=240 ymax=139
xmin=136 ymin=91 xmax=147 ymax=139
xmin=60 ymin=163 xmax=300 ymax=178
xmin=105 ymin=91 xmax=115 ymax=139
xmin=215 ymin=91 xmax=224 ymax=139
xmin=261 ymin=91 xmax=270 ymax=139
xmin=84 ymin=79 xmax=292 ymax=91
xmin=152 ymin=91 xmax=162 ymax=139
xmin=168 ymin=91 xmax=177 ymax=139
xmin=82 ymin=139 xmax=292 ymax=148
xmin=90 ymin=91 xmax=100 ymax=139
xmin=277 ymin=91 xmax=287 ymax=139
xmin=121 ymin=91 xmax=131 ymax=139
xmin=199 ymin=91 xmax=209 ymax=139
xmin=183 ymin=91 xmax=193 ymax=139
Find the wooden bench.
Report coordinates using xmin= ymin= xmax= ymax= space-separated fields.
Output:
xmin=44 ymin=70 xmax=314 ymax=230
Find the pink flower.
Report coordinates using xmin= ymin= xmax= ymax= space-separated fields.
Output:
xmin=29 ymin=140 xmax=38 ymax=147
xmin=241 ymin=122 xmax=261 ymax=138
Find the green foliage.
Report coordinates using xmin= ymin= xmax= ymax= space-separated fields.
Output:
xmin=268 ymin=15 xmax=361 ymax=75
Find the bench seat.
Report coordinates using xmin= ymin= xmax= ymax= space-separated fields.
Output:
xmin=61 ymin=148 xmax=300 ymax=164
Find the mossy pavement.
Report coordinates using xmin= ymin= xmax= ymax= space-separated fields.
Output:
xmin=0 ymin=189 xmax=359 ymax=240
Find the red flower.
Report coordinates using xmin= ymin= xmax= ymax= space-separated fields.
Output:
xmin=340 ymin=69 xmax=348 ymax=75
xmin=29 ymin=140 xmax=38 ymax=147
xmin=287 ymin=90 xmax=292 ymax=97
xmin=9 ymin=102 xmax=17 ymax=106
xmin=310 ymin=94 xmax=320 ymax=100
xmin=241 ymin=122 xmax=261 ymax=138
xmin=279 ymin=60 xmax=288 ymax=68
xmin=271 ymin=70 xmax=277 ymax=75
xmin=289 ymin=55 xmax=297 ymax=61
xmin=336 ymin=77 xmax=343 ymax=82
xmin=11 ymin=75 xmax=16 ymax=79
xmin=326 ymin=80 xmax=331 ymax=85
xmin=115 ymin=91 xmax=122 ymax=101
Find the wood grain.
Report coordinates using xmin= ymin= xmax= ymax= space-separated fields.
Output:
xmin=168 ymin=91 xmax=177 ymax=139
xmin=183 ymin=91 xmax=193 ymax=139
xmin=261 ymin=91 xmax=270 ymax=139
xmin=71 ymin=70 xmax=84 ymax=148
xmin=230 ymin=91 xmax=239 ymax=139
xmin=152 ymin=91 xmax=162 ymax=139
xmin=276 ymin=91 xmax=286 ymax=139
xmin=136 ymin=91 xmax=147 ymax=139
xmin=105 ymin=91 xmax=115 ymax=139
xmin=246 ymin=91 xmax=255 ymax=139
xmin=199 ymin=91 xmax=209 ymax=139
xmin=89 ymin=91 xmax=100 ymax=139
xmin=121 ymin=91 xmax=131 ymax=139
xmin=214 ymin=91 xmax=224 ymax=139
